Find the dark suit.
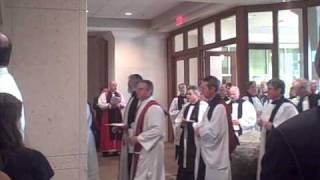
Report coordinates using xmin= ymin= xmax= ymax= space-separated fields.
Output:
xmin=261 ymin=107 xmax=320 ymax=180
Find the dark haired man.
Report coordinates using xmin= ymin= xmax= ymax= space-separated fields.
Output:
xmin=0 ymin=32 xmax=26 ymax=138
xmin=260 ymin=42 xmax=320 ymax=180
xmin=256 ymin=78 xmax=298 ymax=180
xmin=119 ymin=74 xmax=143 ymax=180
xmin=195 ymin=76 xmax=231 ymax=180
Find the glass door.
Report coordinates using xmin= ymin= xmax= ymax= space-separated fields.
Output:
xmin=204 ymin=51 xmax=237 ymax=85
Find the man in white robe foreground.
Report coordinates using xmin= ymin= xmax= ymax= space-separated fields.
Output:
xmin=127 ymin=80 xmax=166 ymax=180
xmin=195 ymin=76 xmax=231 ymax=180
xmin=256 ymin=78 xmax=298 ymax=180
xmin=0 ymin=32 xmax=26 ymax=138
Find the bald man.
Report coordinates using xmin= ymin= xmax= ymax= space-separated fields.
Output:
xmin=97 ymin=80 xmax=126 ymax=154
xmin=293 ymin=78 xmax=320 ymax=112
xmin=0 ymin=33 xmax=26 ymax=138
xmin=261 ymin=42 xmax=320 ymax=180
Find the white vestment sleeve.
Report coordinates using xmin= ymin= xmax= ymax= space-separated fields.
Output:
xmin=137 ymin=105 xmax=166 ymax=152
xmin=169 ymin=98 xmax=179 ymax=120
xmin=239 ymin=101 xmax=257 ymax=130
xmin=273 ymin=103 xmax=298 ymax=128
xmin=199 ymin=105 xmax=227 ymax=145
xmin=97 ymin=92 xmax=110 ymax=109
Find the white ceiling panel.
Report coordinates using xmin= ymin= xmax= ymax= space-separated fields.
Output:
xmin=91 ymin=0 xmax=180 ymax=19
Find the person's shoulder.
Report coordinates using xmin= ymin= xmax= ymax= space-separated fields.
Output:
xmin=199 ymin=100 xmax=208 ymax=106
xmin=278 ymin=108 xmax=319 ymax=132
xmin=242 ymin=96 xmax=249 ymax=101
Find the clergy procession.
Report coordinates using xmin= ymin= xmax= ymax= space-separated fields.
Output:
xmin=85 ymin=40 xmax=320 ymax=180
xmin=1 ymin=28 xmax=320 ymax=180
xmin=92 ymin=68 xmax=320 ymax=179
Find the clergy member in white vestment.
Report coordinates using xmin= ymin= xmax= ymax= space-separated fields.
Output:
xmin=229 ymin=86 xmax=256 ymax=136
xmin=195 ymin=76 xmax=231 ymax=180
xmin=127 ymin=80 xmax=166 ymax=180
xmin=293 ymin=78 xmax=320 ymax=113
xmin=242 ymin=81 xmax=264 ymax=119
xmin=175 ymin=86 xmax=208 ymax=180
xmin=0 ymin=33 xmax=26 ymax=138
xmin=119 ymin=74 xmax=143 ymax=180
xmin=86 ymin=103 xmax=100 ymax=180
xmin=256 ymin=78 xmax=298 ymax=180
xmin=169 ymin=83 xmax=187 ymax=158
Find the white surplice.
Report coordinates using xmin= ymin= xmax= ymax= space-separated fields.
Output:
xmin=131 ymin=97 xmax=166 ymax=180
xmin=169 ymin=96 xmax=187 ymax=146
xmin=175 ymin=101 xmax=208 ymax=168
xmin=86 ymin=104 xmax=100 ymax=180
xmin=256 ymin=101 xmax=298 ymax=180
xmin=0 ymin=67 xmax=26 ymax=137
xmin=231 ymin=100 xmax=257 ymax=134
xmin=195 ymin=103 xmax=231 ymax=180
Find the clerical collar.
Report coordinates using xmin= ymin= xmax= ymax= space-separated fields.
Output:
xmin=190 ymin=100 xmax=200 ymax=105
xmin=208 ymin=94 xmax=221 ymax=104
xmin=271 ymin=96 xmax=285 ymax=105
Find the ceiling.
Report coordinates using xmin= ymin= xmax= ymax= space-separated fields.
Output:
xmin=87 ymin=0 xmax=299 ymax=32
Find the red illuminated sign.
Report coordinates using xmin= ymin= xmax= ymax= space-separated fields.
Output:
xmin=176 ymin=15 xmax=185 ymax=26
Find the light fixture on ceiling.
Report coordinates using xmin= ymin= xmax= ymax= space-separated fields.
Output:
xmin=125 ymin=12 xmax=133 ymax=16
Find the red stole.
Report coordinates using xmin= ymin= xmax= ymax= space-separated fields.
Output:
xmin=131 ymin=100 xmax=159 ymax=180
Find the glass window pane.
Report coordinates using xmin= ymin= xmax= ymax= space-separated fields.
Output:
xmin=249 ymin=49 xmax=272 ymax=84
xmin=308 ymin=6 xmax=320 ymax=85
xmin=278 ymin=9 xmax=303 ymax=95
xmin=189 ymin=58 xmax=198 ymax=85
xmin=176 ymin=60 xmax=185 ymax=86
xmin=248 ymin=12 xmax=273 ymax=43
xmin=207 ymin=44 xmax=236 ymax=52
xmin=174 ymin=34 xmax=183 ymax=52
xmin=203 ymin=22 xmax=216 ymax=45
xmin=209 ymin=55 xmax=231 ymax=83
xmin=188 ymin=29 xmax=198 ymax=48
xmin=221 ymin=15 xmax=236 ymax=41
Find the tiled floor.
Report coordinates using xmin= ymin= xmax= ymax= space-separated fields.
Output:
xmin=98 ymin=143 xmax=178 ymax=180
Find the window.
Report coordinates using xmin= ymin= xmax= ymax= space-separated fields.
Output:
xmin=188 ymin=29 xmax=198 ymax=48
xmin=278 ymin=9 xmax=303 ymax=94
xmin=249 ymin=49 xmax=272 ymax=83
xmin=203 ymin=22 xmax=216 ymax=45
xmin=189 ymin=58 xmax=198 ymax=85
xmin=176 ymin=60 xmax=185 ymax=86
xmin=174 ymin=34 xmax=183 ymax=52
xmin=248 ymin=11 xmax=273 ymax=43
xmin=308 ymin=6 xmax=320 ymax=82
xmin=221 ymin=15 xmax=236 ymax=40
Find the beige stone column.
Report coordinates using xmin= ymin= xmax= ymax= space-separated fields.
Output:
xmin=1 ymin=0 xmax=88 ymax=179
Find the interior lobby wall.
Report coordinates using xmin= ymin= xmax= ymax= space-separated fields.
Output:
xmin=1 ymin=0 xmax=88 ymax=179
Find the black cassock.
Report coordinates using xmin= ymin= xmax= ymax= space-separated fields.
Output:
xmin=176 ymin=101 xmax=200 ymax=180
xmin=261 ymin=107 xmax=320 ymax=180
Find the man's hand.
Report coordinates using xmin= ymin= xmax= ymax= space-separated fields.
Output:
xmin=262 ymin=121 xmax=273 ymax=130
xmin=195 ymin=127 xmax=201 ymax=137
xmin=232 ymin=119 xmax=240 ymax=125
xmin=181 ymin=120 xmax=188 ymax=128
xmin=118 ymin=124 xmax=128 ymax=133
xmin=128 ymin=136 xmax=139 ymax=145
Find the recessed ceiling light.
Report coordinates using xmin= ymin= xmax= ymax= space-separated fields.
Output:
xmin=125 ymin=12 xmax=133 ymax=16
